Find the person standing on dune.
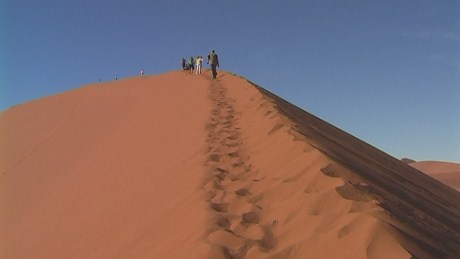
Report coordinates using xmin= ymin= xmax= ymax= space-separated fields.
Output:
xmin=181 ymin=58 xmax=186 ymax=70
xmin=207 ymin=49 xmax=219 ymax=79
xmin=196 ymin=56 xmax=203 ymax=75
xmin=188 ymin=56 xmax=195 ymax=74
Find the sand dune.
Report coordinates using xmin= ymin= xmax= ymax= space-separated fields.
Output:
xmin=1 ymin=70 xmax=459 ymax=258
xmin=410 ymin=161 xmax=460 ymax=191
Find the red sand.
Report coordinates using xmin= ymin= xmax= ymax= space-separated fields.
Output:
xmin=1 ymin=70 xmax=459 ymax=258
xmin=410 ymin=161 xmax=460 ymax=191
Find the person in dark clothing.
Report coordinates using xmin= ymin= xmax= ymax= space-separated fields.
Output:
xmin=207 ymin=49 xmax=219 ymax=79
xmin=181 ymin=58 xmax=186 ymax=70
xmin=188 ymin=56 xmax=195 ymax=74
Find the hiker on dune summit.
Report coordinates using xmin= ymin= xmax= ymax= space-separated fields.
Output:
xmin=188 ymin=56 xmax=195 ymax=74
xmin=207 ymin=49 xmax=219 ymax=79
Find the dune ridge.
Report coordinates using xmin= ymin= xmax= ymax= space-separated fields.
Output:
xmin=1 ymin=70 xmax=459 ymax=258
xmin=202 ymin=74 xmax=409 ymax=258
xmin=250 ymin=79 xmax=460 ymax=258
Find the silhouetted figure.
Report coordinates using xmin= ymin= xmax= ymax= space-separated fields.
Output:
xmin=181 ymin=58 xmax=186 ymax=70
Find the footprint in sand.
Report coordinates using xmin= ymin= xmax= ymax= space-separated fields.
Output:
xmin=204 ymin=80 xmax=277 ymax=257
xmin=211 ymin=202 xmax=229 ymax=213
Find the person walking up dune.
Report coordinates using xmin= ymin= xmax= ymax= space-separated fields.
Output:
xmin=207 ymin=50 xmax=219 ymax=79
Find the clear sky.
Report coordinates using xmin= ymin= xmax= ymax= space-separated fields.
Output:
xmin=2 ymin=1 xmax=459 ymax=162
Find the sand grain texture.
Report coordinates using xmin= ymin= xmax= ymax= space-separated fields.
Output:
xmin=2 ymin=71 xmax=459 ymax=258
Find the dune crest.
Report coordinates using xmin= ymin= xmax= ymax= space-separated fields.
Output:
xmin=2 ymin=71 xmax=459 ymax=258
xmin=202 ymin=74 xmax=408 ymax=258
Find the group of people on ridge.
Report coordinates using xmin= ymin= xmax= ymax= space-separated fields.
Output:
xmin=182 ymin=56 xmax=203 ymax=75
xmin=181 ymin=49 xmax=219 ymax=79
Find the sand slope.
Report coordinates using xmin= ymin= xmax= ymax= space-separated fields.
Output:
xmin=252 ymin=80 xmax=460 ymax=258
xmin=1 ymin=71 xmax=459 ymax=258
xmin=1 ymin=72 xmax=212 ymax=258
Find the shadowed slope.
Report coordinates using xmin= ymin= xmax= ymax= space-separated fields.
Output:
xmin=250 ymin=80 xmax=460 ymax=258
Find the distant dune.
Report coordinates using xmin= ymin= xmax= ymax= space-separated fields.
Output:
xmin=410 ymin=161 xmax=460 ymax=191
xmin=1 ymin=70 xmax=460 ymax=258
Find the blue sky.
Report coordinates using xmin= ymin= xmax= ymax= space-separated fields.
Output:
xmin=2 ymin=1 xmax=459 ymax=162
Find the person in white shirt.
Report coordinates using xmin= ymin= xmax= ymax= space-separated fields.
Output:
xmin=196 ymin=56 xmax=203 ymax=75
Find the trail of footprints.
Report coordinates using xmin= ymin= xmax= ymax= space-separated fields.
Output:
xmin=204 ymin=81 xmax=275 ymax=258
xmin=202 ymin=81 xmax=375 ymax=258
